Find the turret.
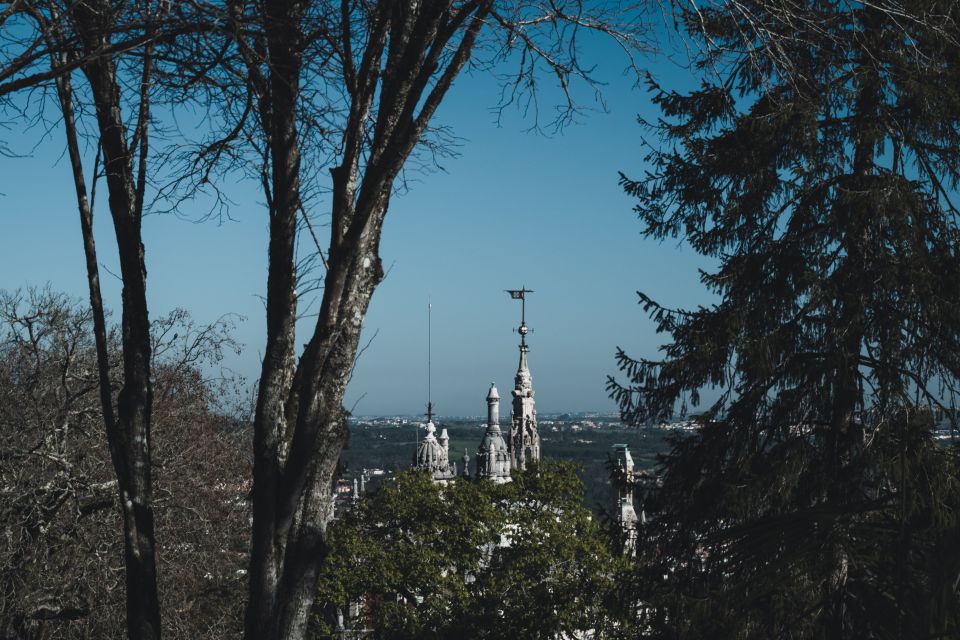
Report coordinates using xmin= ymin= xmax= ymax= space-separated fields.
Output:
xmin=487 ymin=383 xmax=500 ymax=427
xmin=476 ymin=383 xmax=511 ymax=483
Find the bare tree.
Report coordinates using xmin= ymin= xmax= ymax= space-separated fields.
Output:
xmin=175 ymin=2 xmax=653 ymax=638
xmin=0 ymin=288 xmax=119 ymax=638
xmin=0 ymin=289 xmax=250 ymax=640
xmin=52 ymin=4 xmax=158 ymax=636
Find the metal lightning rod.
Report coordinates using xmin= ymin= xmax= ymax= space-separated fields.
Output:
xmin=427 ymin=298 xmax=432 ymax=422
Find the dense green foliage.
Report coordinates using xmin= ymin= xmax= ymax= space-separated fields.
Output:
xmin=611 ymin=1 xmax=960 ymax=637
xmin=313 ymin=461 xmax=626 ymax=639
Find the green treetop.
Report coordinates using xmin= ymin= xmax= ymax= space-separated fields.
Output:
xmin=314 ymin=461 xmax=626 ymax=639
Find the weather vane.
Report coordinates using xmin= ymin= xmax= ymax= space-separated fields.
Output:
xmin=505 ymin=287 xmax=534 ymax=345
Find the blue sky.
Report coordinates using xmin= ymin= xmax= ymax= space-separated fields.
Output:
xmin=0 ymin=33 xmax=714 ymax=417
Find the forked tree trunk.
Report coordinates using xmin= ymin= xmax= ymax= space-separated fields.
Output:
xmin=83 ymin=65 xmax=160 ymax=640
xmin=243 ymin=2 xmax=491 ymax=637
xmin=274 ymin=223 xmax=386 ymax=640
xmin=65 ymin=3 xmax=161 ymax=637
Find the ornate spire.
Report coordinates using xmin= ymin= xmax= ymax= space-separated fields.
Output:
xmin=506 ymin=288 xmax=540 ymax=470
xmin=515 ymin=333 xmax=533 ymax=393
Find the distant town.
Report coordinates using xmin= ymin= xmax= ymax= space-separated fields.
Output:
xmin=334 ymin=410 xmax=958 ymax=518
xmin=333 ymin=413 xmax=697 ymax=517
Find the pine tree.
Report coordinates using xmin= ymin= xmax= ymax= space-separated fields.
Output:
xmin=610 ymin=2 xmax=960 ymax=637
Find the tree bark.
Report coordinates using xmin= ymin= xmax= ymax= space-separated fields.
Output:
xmin=50 ymin=44 xmax=116 ymax=445
xmin=238 ymin=4 xmax=498 ymax=638
xmin=66 ymin=3 xmax=161 ymax=637
xmin=245 ymin=0 xmax=303 ymax=635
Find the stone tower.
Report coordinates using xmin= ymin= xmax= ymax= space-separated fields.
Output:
xmin=476 ymin=383 xmax=511 ymax=483
xmin=507 ymin=289 xmax=540 ymax=471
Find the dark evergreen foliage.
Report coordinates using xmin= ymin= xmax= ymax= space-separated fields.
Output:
xmin=610 ymin=2 xmax=960 ymax=637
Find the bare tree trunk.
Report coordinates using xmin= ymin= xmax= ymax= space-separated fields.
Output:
xmin=244 ymin=0 xmax=303 ymax=635
xmin=65 ymin=3 xmax=161 ymax=638
xmin=243 ymin=2 xmax=483 ymax=635
xmin=274 ymin=225 xmax=386 ymax=640
xmin=85 ymin=68 xmax=159 ymax=640
xmin=50 ymin=47 xmax=116 ymax=445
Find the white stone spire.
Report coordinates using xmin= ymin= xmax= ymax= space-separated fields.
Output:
xmin=506 ymin=288 xmax=540 ymax=471
xmin=477 ymin=383 xmax=511 ymax=483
